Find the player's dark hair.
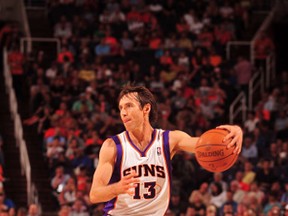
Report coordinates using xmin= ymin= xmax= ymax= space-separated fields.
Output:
xmin=118 ymin=84 xmax=158 ymax=124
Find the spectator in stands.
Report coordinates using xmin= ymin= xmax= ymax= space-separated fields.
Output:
xmin=230 ymin=179 xmax=246 ymax=204
xmin=255 ymin=158 xmax=278 ymax=192
xmin=7 ymin=45 xmax=25 ymax=98
xmin=222 ymin=203 xmax=235 ymax=216
xmin=220 ymin=189 xmax=238 ymax=215
xmin=126 ymin=6 xmax=144 ymax=32
xmin=177 ymin=51 xmax=190 ymax=72
xmin=274 ymin=110 xmax=288 ymax=140
xmin=75 ymin=166 xmax=89 ymax=192
xmin=191 ymin=47 xmax=208 ymax=71
xmin=240 ymin=134 xmax=258 ymax=163
xmin=254 ymin=121 xmax=276 ymax=157
xmin=58 ymin=177 xmax=77 ymax=206
xmin=50 ymin=77 xmax=65 ymax=108
xmin=0 ymin=23 xmax=14 ymax=48
xmin=284 ymin=204 xmax=288 ymax=216
xmin=185 ymin=204 xmax=199 ymax=216
xmin=264 ymin=142 xmax=281 ymax=167
xmin=176 ymin=17 xmax=190 ymax=34
xmin=45 ymin=61 xmax=58 ymax=81
xmin=70 ymin=198 xmax=89 ymax=216
xmin=45 ymin=126 xmax=66 ymax=148
xmin=234 ymin=170 xmax=249 ymax=192
xmin=210 ymin=182 xmax=227 ymax=208
xmin=208 ymin=48 xmax=223 ymax=68
xmin=279 ymin=141 xmax=288 ymax=168
xmin=233 ymin=55 xmax=253 ymax=96
xmin=206 ymin=204 xmax=218 ymax=216
xmin=264 ymin=88 xmax=280 ymax=121
xmin=262 ymin=191 xmax=282 ymax=216
xmin=168 ymin=190 xmax=188 ymax=216
xmin=219 ymin=2 xmax=234 ymax=20
xmin=27 ymin=203 xmax=40 ymax=216
xmin=161 ymin=49 xmax=174 ymax=65
xmin=235 ymin=202 xmax=249 ymax=216
xmin=109 ymin=7 xmax=126 ymax=24
xmin=51 ymin=166 xmax=71 ymax=195
xmin=248 ymin=181 xmax=265 ymax=205
xmin=245 ymin=192 xmax=263 ymax=215
xmin=242 ymin=160 xmax=256 ymax=186
xmin=65 ymin=138 xmax=82 ymax=161
xmin=0 ymin=188 xmax=15 ymax=216
xmin=254 ymin=32 xmax=274 ymax=70
xmin=71 ymin=93 xmax=94 ymax=116
xmin=57 ymin=46 xmax=74 ymax=64
xmin=271 ymin=181 xmax=283 ymax=201
xmin=178 ymin=32 xmax=193 ymax=50
xmin=209 ymin=172 xmax=228 ymax=193
xmin=199 ymin=95 xmax=215 ymax=121
xmin=280 ymin=181 xmax=288 ymax=208
xmin=91 ymin=203 xmax=104 ymax=216
xmin=183 ymin=9 xmax=196 ymax=32
xmin=190 ymin=16 xmax=204 ymax=36
xmin=16 ymin=207 xmax=27 ymax=216
xmin=58 ymin=205 xmax=71 ymax=216
xmin=187 ymin=189 xmax=206 ymax=215
xmin=95 ymin=39 xmax=111 ymax=56
xmin=214 ymin=22 xmax=234 ymax=52
xmin=198 ymin=26 xmax=214 ymax=50
xmin=244 ymin=111 xmax=259 ymax=134
xmin=120 ymin=31 xmax=134 ymax=50
xmin=189 ymin=182 xmax=211 ymax=206
xmin=54 ymin=15 xmax=72 ymax=39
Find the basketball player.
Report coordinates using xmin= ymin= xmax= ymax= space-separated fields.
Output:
xmin=89 ymin=85 xmax=243 ymax=216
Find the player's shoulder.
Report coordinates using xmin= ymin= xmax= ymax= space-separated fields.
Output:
xmin=99 ymin=138 xmax=118 ymax=160
xmin=102 ymin=137 xmax=117 ymax=148
xmin=168 ymin=130 xmax=189 ymax=138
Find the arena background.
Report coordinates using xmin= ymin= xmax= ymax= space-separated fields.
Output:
xmin=0 ymin=0 xmax=288 ymax=215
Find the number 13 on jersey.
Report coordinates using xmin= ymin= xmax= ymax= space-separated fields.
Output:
xmin=133 ymin=181 xmax=159 ymax=199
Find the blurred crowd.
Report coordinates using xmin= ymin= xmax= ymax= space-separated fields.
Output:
xmin=1 ymin=0 xmax=286 ymax=215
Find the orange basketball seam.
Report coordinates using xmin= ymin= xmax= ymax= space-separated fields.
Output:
xmin=195 ymin=144 xmax=228 ymax=149
xmin=196 ymin=152 xmax=235 ymax=162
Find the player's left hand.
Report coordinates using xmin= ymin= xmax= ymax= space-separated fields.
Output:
xmin=216 ymin=125 xmax=243 ymax=154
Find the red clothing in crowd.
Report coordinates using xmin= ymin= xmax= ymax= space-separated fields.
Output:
xmin=57 ymin=50 xmax=74 ymax=63
xmin=0 ymin=24 xmax=13 ymax=41
xmin=214 ymin=27 xmax=233 ymax=46
xmin=254 ymin=36 xmax=274 ymax=60
xmin=104 ymin=36 xmax=118 ymax=46
xmin=8 ymin=50 xmax=24 ymax=75
xmin=198 ymin=31 xmax=214 ymax=49
xmin=126 ymin=10 xmax=142 ymax=22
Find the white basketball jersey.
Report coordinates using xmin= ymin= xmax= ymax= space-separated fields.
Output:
xmin=104 ymin=129 xmax=172 ymax=216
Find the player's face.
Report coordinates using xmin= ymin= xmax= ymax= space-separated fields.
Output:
xmin=119 ymin=93 xmax=145 ymax=131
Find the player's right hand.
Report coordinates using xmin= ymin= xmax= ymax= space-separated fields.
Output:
xmin=115 ymin=170 xmax=140 ymax=196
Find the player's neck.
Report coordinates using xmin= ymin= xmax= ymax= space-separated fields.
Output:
xmin=128 ymin=123 xmax=154 ymax=148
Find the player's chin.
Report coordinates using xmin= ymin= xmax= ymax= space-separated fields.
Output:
xmin=123 ymin=124 xmax=132 ymax=131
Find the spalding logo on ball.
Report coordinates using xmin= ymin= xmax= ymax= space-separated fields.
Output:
xmin=195 ymin=128 xmax=238 ymax=172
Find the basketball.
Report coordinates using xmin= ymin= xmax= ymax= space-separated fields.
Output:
xmin=195 ymin=128 xmax=238 ymax=172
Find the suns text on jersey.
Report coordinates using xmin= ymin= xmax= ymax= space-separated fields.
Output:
xmin=123 ymin=164 xmax=165 ymax=178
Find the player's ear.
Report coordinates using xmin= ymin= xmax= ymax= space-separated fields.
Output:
xmin=144 ymin=104 xmax=151 ymax=113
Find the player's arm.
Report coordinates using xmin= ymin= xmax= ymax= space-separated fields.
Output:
xmin=89 ymin=138 xmax=139 ymax=203
xmin=169 ymin=125 xmax=243 ymax=156
xmin=169 ymin=130 xmax=199 ymax=156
